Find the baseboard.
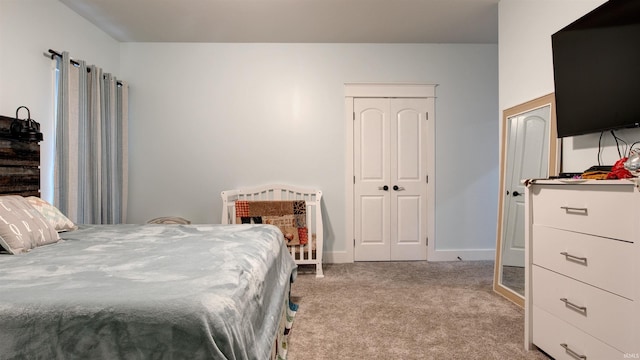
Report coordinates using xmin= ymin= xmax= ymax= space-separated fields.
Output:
xmin=322 ymin=249 xmax=495 ymax=263
xmin=322 ymin=251 xmax=353 ymax=264
xmin=427 ymin=248 xmax=495 ymax=262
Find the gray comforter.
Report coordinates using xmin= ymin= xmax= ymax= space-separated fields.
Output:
xmin=0 ymin=224 xmax=296 ymax=360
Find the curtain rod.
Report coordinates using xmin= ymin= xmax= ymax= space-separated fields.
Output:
xmin=47 ymin=49 xmax=80 ymax=67
xmin=46 ymin=49 xmax=123 ymax=86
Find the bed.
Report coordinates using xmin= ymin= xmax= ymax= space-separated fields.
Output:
xmin=0 ymin=119 xmax=298 ymax=360
xmin=0 ymin=222 xmax=297 ymax=360
xmin=221 ymin=184 xmax=323 ymax=278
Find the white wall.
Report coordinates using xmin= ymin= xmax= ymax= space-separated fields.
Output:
xmin=120 ymin=43 xmax=499 ymax=261
xmin=0 ymin=0 xmax=121 ymax=201
xmin=499 ymin=0 xmax=640 ymax=172
xmin=1 ymin=1 xmax=499 ymax=261
xmin=3 ymin=0 xmax=635 ymax=262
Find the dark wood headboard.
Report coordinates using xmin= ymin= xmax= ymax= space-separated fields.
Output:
xmin=0 ymin=115 xmax=41 ymax=197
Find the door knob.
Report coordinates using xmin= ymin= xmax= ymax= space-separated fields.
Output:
xmin=378 ymin=185 xmax=389 ymax=191
xmin=393 ymin=185 xmax=405 ymax=191
xmin=512 ymin=191 xmax=521 ymax=196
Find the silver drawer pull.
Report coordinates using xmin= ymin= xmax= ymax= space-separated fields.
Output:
xmin=560 ymin=298 xmax=588 ymax=315
xmin=560 ymin=343 xmax=587 ymax=360
xmin=560 ymin=251 xmax=588 ymax=265
xmin=560 ymin=206 xmax=588 ymax=215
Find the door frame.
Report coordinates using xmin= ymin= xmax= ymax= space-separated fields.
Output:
xmin=345 ymin=83 xmax=437 ymax=262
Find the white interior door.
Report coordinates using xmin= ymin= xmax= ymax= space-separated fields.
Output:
xmin=354 ymin=98 xmax=391 ymax=261
xmin=390 ymin=98 xmax=428 ymax=260
xmin=354 ymin=98 xmax=428 ymax=261
xmin=501 ymin=106 xmax=550 ymax=267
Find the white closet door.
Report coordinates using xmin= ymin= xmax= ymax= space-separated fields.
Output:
xmin=354 ymin=98 xmax=429 ymax=261
xmin=390 ymin=98 xmax=428 ymax=260
xmin=354 ymin=98 xmax=391 ymax=261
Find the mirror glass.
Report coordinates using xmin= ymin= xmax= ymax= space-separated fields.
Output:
xmin=494 ymin=93 xmax=558 ymax=306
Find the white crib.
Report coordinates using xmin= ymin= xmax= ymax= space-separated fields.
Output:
xmin=221 ymin=184 xmax=323 ymax=278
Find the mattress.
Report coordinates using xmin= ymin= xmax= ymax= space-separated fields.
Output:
xmin=0 ymin=223 xmax=297 ymax=360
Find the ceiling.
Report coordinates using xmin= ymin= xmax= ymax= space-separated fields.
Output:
xmin=58 ymin=0 xmax=499 ymax=43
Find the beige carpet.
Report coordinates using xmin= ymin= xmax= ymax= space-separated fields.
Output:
xmin=287 ymin=261 xmax=550 ymax=360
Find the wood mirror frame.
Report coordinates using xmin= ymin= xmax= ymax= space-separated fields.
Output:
xmin=493 ymin=93 xmax=559 ymax=307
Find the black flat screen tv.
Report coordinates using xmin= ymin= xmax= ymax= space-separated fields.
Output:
xmin=552 ymin=0 xmax=640 ymax=138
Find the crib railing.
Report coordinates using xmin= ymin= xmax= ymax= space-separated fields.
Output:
xmin=221 ymin=184 xmax=323 ymax=277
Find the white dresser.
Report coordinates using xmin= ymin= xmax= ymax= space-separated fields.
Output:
xmin=525 ymin=179 xmax=640 ymax=359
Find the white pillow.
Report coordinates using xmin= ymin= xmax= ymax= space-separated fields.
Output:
xmin=25 ymin=196 xmax=77 ymax=232
xmin=0 ymin=196 xmax=60 ymax=254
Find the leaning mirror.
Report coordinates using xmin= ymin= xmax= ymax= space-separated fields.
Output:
xmin=493 ymin=93 xmax=559 ymax=307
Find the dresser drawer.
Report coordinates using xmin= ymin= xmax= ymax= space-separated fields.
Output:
xmin=531 ymin=184 xmax=637 ymax=241
xmin=533 ymin=265 xmax=635 ymax=352
xmin=532 ymin=225 xmax=635 ymax=299
xmin=533 ymin=306 xmax=624 ymax=360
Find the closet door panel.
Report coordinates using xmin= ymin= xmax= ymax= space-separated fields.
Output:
xmin=390 ymin=99 xmax=428 ymax=261
xmin=354 ymin=98 xmax=391 ymax=261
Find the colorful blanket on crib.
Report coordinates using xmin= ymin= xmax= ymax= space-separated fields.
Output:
xmin=236 ymin=200 xmax=308 ymax=246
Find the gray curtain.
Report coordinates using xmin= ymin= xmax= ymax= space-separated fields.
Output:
xmin=54 ymin=51 xmax=128 ymax=224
